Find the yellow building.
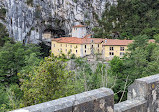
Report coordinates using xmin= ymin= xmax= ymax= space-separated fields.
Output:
xmin=51 ymin=25 xmax=144 ymax=59
xmin=102 ymin=39 xmax=155 ymax=60
xmin=51 ymin=25 xmax=105 ymax=57
xmin=102 ymin=39 xmax=133 ymax=60
xmin=51 ymin=36 xmax=105 ymax=57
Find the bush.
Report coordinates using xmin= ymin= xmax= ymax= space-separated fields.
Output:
xmin=70 ymin=54 xmax=76 ymax=59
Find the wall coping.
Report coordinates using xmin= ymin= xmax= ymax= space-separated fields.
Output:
xmin=10 ymin=87 xmax=113 ymax=112
xmin=114 ymin=99 xmax=147 ymax=112
xmin=136 ymin=74 xmax=159 ymax=83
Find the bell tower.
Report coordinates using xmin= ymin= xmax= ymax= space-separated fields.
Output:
xmin=72 ymin=25 xmax=87 ymax=38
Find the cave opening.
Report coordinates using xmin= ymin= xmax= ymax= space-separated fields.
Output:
xmin=42 ymin=27 xmax=66 ymax=40
xmin=40 ymin=27 xmax=66 ymax=57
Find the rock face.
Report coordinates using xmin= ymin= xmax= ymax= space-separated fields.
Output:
xmin=0 ymin=0 xmax=117 ymax=43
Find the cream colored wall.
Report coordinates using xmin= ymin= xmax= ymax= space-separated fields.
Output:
xmin=51 ymin=41 xmax=103 ymax=58
xmin=52 ymin=41 xmax=128 ymax=59
xmin=81 ymin=43 xmax=103 ymax=57
xmin=51 ymin=41 xmax=82 ymax=57
xmin=103 ymin=45 xmax=128 ymax=59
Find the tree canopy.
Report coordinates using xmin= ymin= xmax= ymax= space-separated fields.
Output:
xmin=19 ymin=55 xmax=75 ymax=106
xmin=109 ymin=35 xmax=159 ymax=102
xmin=0 ymin=42 xmax=41 ymax=85
xmin=93 ymin=0 xmax=159 ymax=39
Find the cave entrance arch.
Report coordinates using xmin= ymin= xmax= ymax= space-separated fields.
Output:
xmin=42 ymin=26 xmax=66 ymax=40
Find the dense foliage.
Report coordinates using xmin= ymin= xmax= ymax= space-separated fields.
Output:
xmin=19 ymin=55 xmax=75 ymax=106
xmin=0 ymin=41 xmax=42 ymax=111
xmin=0 ymin=0 xmax=159 ymax=111
xmin=93 ymin=0 xmax=159 ymax=39
xmin=0 ymin=42 xmax=41 ymax=85
xmin=109 ymin=35 xmax=159 ymax=102
xmin=0 ymin=23 xmax=10 ymax=47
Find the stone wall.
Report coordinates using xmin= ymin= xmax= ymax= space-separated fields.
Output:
xmin=115 ymin=74 xmax=159 ymax=112
xmin=10 ymin=88 xmax=114 ymax=112
xmin=11 ymin=74 xmax=159 ymax=112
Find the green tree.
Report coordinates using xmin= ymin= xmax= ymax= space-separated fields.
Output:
xmin=0 ymin=84 xmax=23 ymax=111
xmin=109 ymin=35 xmax=159 ymax=103
xmin=0 ymin=42 xmax=41 ymax=85
xmin=0 ymin=23 xmax=10 ymax=47
xmin=20 ymin=55 xmax=74 ymax=106
xmin=74 ymin=58 xmax=110 ymax=92
xmin=74 ymin=58 xmax=93 ymax=92
xmin=93 ymin=0 xmax=159 ymax=39
xmin=38 ymin=42 xmax=51 ymax=58
xmin=109 ymin=56 xmax=125 ymax=102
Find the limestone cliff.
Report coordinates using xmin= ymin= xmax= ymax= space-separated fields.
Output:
xmin=0 ymin=0 xmax=117 ymax=43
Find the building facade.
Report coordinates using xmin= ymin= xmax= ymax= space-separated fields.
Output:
xmin=51 ymin=37 xmax=104 ymax=57
xmin=102 ymin=39 xmax=133 ymax=60
xmin=51 ymin=25 xmax=140 ymax=60
xmin=72 ymin=25 xmax=87 ymax=38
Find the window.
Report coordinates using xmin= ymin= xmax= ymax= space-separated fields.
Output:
xmin=98 ymin=49 xmax=99 ymax=53
xmin=61 ymin=44 xmax=62 ymax=47
xmin=65 ymin=49 xmax=67 ymax=52
xmin=54 ymin=44 xmax=55 ymax=47
xmin=85 ymin=50 xmax=87 ymax=53
xmin=60 ymin=48 xmax=62 ymax=51
xmin=85 ymin=45 xmax=87 ymax=49
xmin=70 ymin=45 xmax=72 ymax=48
xmin=92 ymin=45 xmax=94 ymax=48
xmin=76 ymin=50 xmax=78 ymax=53
xmin=109 ymin=52 xmax=114 ymax=56
xmin=66 ymin=44 xmax=67 ymax=47
xmin=76 ymin=45 xmax=78 ymax=48
xmin=120 ymin=52 xmax=124 ymax=56
xmin=120 ymin=47 xmax=125 ymax=51
xmin=98 ymin=44 xmax=99 ymax=47
xmin=110 ymin=47 xmax=114 ymax=51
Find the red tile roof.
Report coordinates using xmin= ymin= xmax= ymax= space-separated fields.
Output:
xmin=103 ymin=39 xmax=133 ymax=46
xmin=52 ymin=37 xmax=155 ymax=46
xmin=52 ymin=37 xmax=104 ymax=44
xmin=73 ymin=25 xmax=86 ymax=28
xmin=103 ymin=39 xmax=155 ymax=46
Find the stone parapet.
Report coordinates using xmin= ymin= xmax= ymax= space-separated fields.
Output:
xmin=10 ymin=74 xmax=159 ymax=112
xmin=10 ymin=88 xmax=114 ymax=112
xmin=114 ymin=99 xmax=147 ymax=112
xmin=127 ymin=74 xmax=159 ymax=112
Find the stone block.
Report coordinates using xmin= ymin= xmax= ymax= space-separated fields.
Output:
xmin=128 ymin=74 xmax=159 ymax=112
xmin=114 ymin=99 xmax=147 ymax=112
xmin=10 ymin=87 xmax=114 ymax=112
